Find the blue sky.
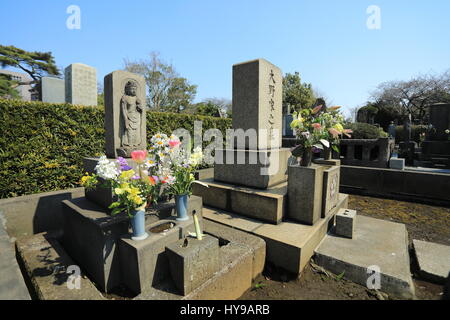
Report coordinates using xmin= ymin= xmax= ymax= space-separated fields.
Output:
xmin=1 ymin=0 xmax=449 ymax=116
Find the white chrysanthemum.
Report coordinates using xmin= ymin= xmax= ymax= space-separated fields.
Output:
xmin=95 ymin=155 xmax=120 ymax=180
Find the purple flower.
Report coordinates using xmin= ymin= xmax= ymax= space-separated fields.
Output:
xmin=116 ymin=157 xmax=132 ymax=171
xmin=131 ymin=175 xmax=140 ymax=180
xmin=122 ymin=165 xmax=133 ymax=171
xmin=152 ymin=175 xmax=160 ymax=183
xmin=312 ymin=146 xmax=321 ymax=153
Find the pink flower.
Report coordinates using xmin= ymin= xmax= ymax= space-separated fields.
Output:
xmin=311 ymin=105 xmax=322 ymax=114
xmin=343 ymin=129 xmax=353 ymax=138
xmin=131 ymin=150 xmax=147 ymax=164
xmin=312 ymin=123 xmax=321 ymax=130
xmin=169 ymin=139 xmax=181 ymax=148
xmin=328 ymin=128 xmax=340 ymax=137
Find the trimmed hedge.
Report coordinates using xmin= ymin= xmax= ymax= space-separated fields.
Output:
xmin=394 ymin=125 xmax=428 ymax=144
xmin=0 ymin=99 xmax=231 ymax=199
xmin=344 ymin=122 xmax=388 ymax=139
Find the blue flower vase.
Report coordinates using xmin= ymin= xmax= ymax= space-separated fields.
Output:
xmin=175 ymin=194 xmax=189 ymax=221
xmin=130 ymin=208 xmax=148 ymax=241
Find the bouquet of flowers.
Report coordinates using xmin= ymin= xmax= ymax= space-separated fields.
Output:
xmin=290 ymin=105 xmax=352 ymax=164
xmin=80 ymin=151 xmax=157 ymax=217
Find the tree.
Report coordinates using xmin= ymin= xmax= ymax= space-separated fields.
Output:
xmin=371 ymin=70 xmax=450 ymax=123
xmin=183 ymin=98 xmax=231 ymax=117
xmin=124 ymin=52 xmax=197 ymax=113
xmin=282 ymin=72 xmax=316 ymax=113
xmin=0 ymin=45 xmax=60 ymax=97
xmin=0 ymin=73 xmax=20 ymax=99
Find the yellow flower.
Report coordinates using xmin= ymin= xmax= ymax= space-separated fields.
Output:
xmin=333 ymin=123 xmax=344 ymax=133
xmin=120 ymin=169 xmax=135 ymax=180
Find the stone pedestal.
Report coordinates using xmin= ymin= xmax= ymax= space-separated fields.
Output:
xmin=214 ymin=148 xmax=290 ymax=189
xmin=335 ymin=209 xmax=356 ymax=239
xmin=41 ymin=77 xmax=65 ymax=103
xmin=119 ymin=217 xmax=198 ymax=295
xmin=287 ymin=164 xmax=325 ymax=225
xmin=165 ymin=235 xmax=220 ymax=296
xmin=389 ymin=158 xmax=405 ymax=170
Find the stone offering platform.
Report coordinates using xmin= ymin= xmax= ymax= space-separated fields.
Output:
xmin=314 ymin=215 xmax=415 ymax=299
xmin=413 ymin=239 xmax=450 ymax=284
xmin=193 ymin=178 xmax=286 ymax=224
xmin=15 ymin=220 xmax=264 ymax=300
xmin=201 ymin=193 xmax=349 ymax=275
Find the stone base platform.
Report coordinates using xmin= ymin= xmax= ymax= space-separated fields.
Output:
xmin=413 ymin=239 xmax=450 ymax=284
xmin=15 ymin=220 xmax=265 ymax=300
xmin=192 ymin=178 xmax=286 ymax=224
xmin=314 ymin=215 xmax=415 ymax=299
xmin=201 ymin=193 xmax=349 ymax=275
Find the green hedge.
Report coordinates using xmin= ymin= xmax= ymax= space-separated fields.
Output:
xmin=344 ymin=122 xmax=388 ymax=139
xmin=394 ymin=125 xmax=428 ymax=144
xmin=0 ymin=99 xmax=231 ymax=199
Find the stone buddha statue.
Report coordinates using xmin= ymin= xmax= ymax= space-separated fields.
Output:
xmin=118 ymin=80 xmax=143 ymax=157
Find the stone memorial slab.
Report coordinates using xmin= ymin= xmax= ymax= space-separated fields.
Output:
xmin=104 ymin=70 xmax=146 ymax=158
xmin=322 ymin=165 xmax=340 ymax=217
xmin=213 ymin=59 xmax=289 ymax=189
xmin=41 ymin=77 xmax=65 ymax=103
xmin=232 ymin=58 xmax=283 ymax=150
xmin=65 ymin=63 xmax=98 ymax=106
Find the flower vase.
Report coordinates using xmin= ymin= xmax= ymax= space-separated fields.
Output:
xmin=175 ymin=194 xmax=189 ymax=221
xmin=300 ymin=148 xmax=312 ymax=167
xmin=130 ymin=206 xmax=148 ymax=241
xmin=323 ymin=147 xmax=332 ymax=160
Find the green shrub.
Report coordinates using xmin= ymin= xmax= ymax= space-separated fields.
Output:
xmin=394 ymin=125 xmax=428 ymax=144
xmin=0 ymin=99 xmax=231 ymax=199
xmin=344 ymin=122 xmax=388 ymax=139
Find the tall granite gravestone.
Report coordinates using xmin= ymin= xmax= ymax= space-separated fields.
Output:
xmin=65 ymin=63 xmax=98 ymax=106
xmin=214 ymin=59 xmax=290 ymax=189
xmin=41 ymin=77 xmax=65 ymax=103
xmin=420 ymin=103 xmax=450 ymax=168
xmin=104 ymin=70 xmax=147 ymax=158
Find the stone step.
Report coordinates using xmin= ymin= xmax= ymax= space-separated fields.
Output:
xmin=314 ymin=215 xmax=415 ymax=299
xmin=202 ymin=193 xmax=349 ymax=275
xmin=192 ymin=178 xmax=286 ymax=224
xmin=413 ymin=239 xmax=450 ymax=284
xmin=15 ymin=232 xmax=105 ymax=300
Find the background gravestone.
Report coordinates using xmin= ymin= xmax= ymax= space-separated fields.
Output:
xmin=65 ymin=63 xmax=98 ymax=106
xmin=104 ymin=70 xmax=147 ymax=158
xmin=41 ymin=77 xmax=65 ymax=103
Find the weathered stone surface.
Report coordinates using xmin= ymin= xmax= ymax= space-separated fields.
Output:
xmin=202 ymin=219 xmax=265 ymax=280
xmin=322 ymin=165 xmax=340 ymax=217
xmin=389 ymin=157 xmax=405 ymax=170
xmin=119 ymin=217 xmax=196 ymax=295
xmin=232 ymin=58 xmax=283 ymax=150
xmin=335 ymin=208 xmax=356 ymax=239
xmin=413 ymin=239 xmax=450 ymax=284
xmin=315 ymin=215 xmax=415 ymax=299
xmin=214 ymin=148 xmax=290 ymax=189
xmin=0 ymin=188 xmax=84 ymax=239
xmin=104 ymin=70 xmax=146 ymax=158
xmin=16 ymin=232 xmax=104 ymax=300
xmin=428 ymin=103 xmax=450 ymax=141
xmin=166 ymin=235 xmax=219 ymax=296
xmin=65 ymin=63 xmax=97 ymax=106
xmin=61 ymin=198 xmax=129 ymax=293
xmin=203 ymin=193 xmax=348 ymax=275
xmin=41 ymin=77 xmax=65 ymax=103
xmin=192 ymin=179 xmax=286 ymax=224
xmin=0 ymin=217 xmax=30 ymax=300
xmin=287 ymin=164 xmax=325 ymax=225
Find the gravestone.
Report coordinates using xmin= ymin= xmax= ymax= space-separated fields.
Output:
xmin=41 ymin=77 xmax=65 ymax=103
xmin=214 ymin=59 xmax=290 ymax=189
xmin=104 ymin=70 xmax=147 ymax=158
xmin=388 ymin=121 xmax=396 ymax=139
xmin=65 ymin=63 xmax=98 ymax=106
